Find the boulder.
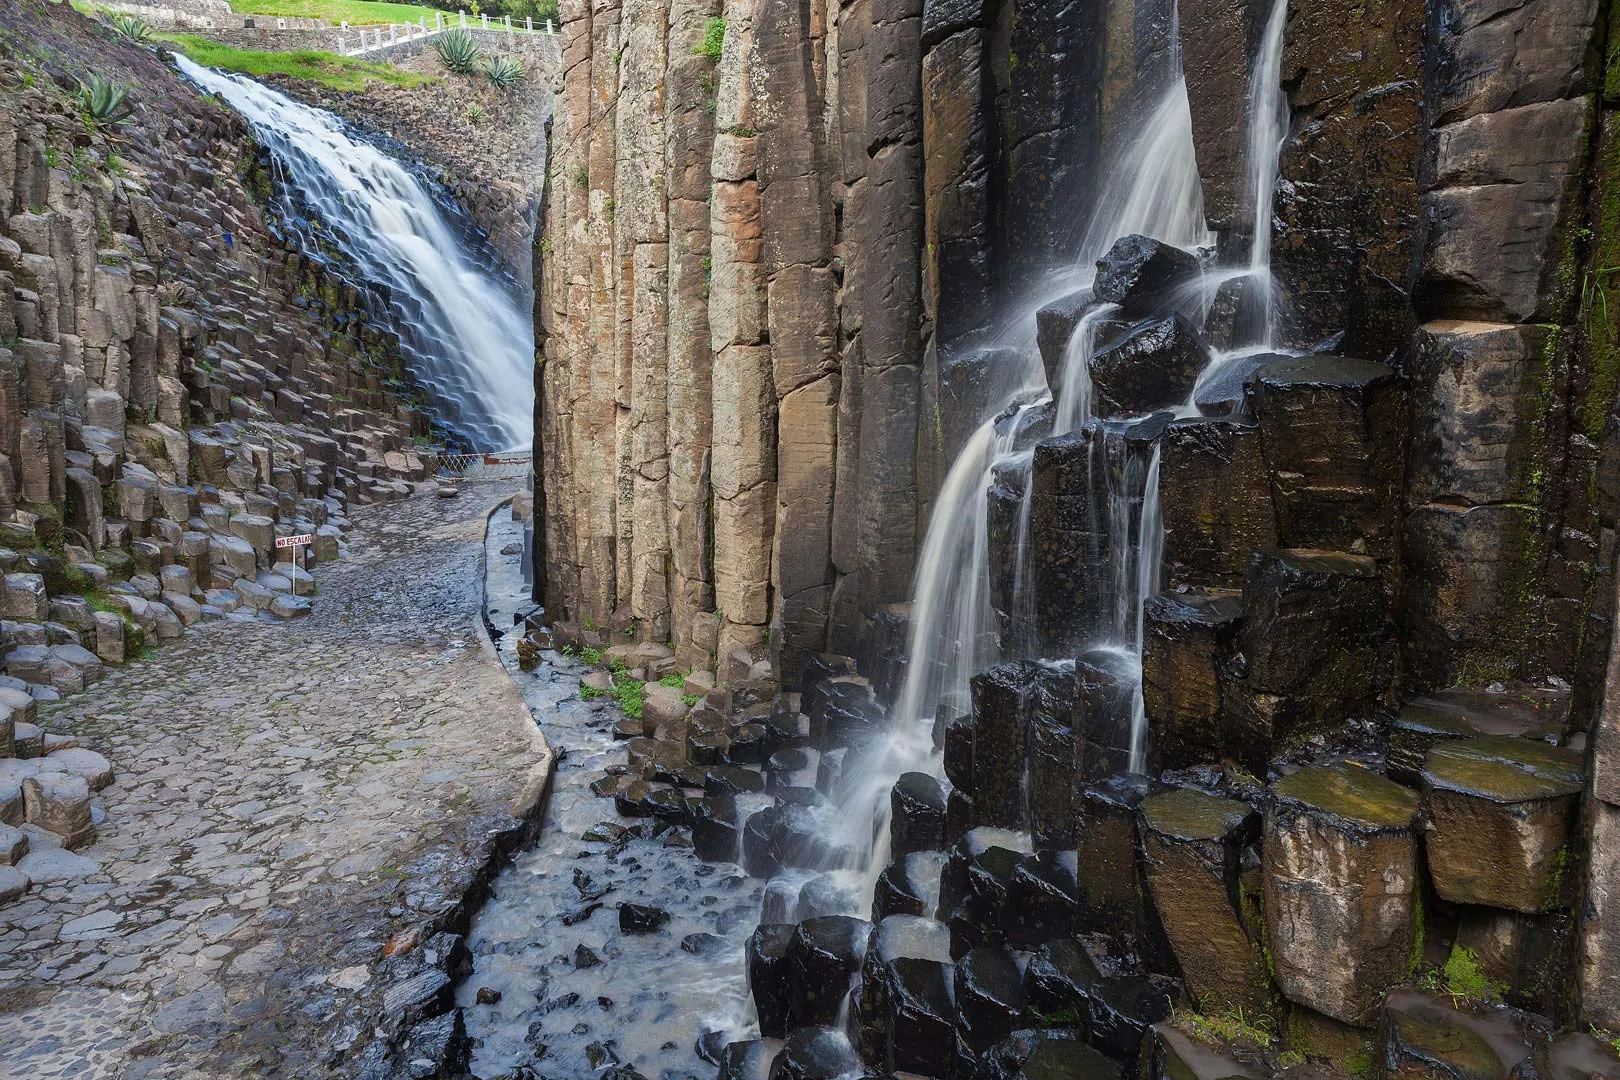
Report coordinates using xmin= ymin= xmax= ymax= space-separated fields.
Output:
xmin=746 ymin=923 xmax=796 ymax=1037
xmin=1376 ymin=989 xmax=1537 ymax=1080
xmin=1137 ymin=788 xmax=1270 ymax=1014
xmin=1157 ymin=417 xmax=1277 ymax=586
xmin=1422 ymin=736 xmax=1583 ymax=913
xmin=1263 ymin=765 xmax=1420 ymax=1025
xmin=22 ymin=772 xmax=94 ymax=849
xmin=787 ymin=914 xmax=870 ymax=1027
xmin=1386 ymin=688 xmax=1565 ymax=787
xmin=890 ymin=771 xmax=946 ymax=857
xmin=1088 ymin=314 xmax=1209 ymax=416
xmin=1250 ymin=356 xmax=1403 ymax=556
xmin=855 ymin=915 xmax=954 ymax=1072
xmin=874 ymin=850 xmax=949 ymax=921
xmin=969 ymin=661 xmax=1038 ymax=830
xmin=955 ymin=945 xmax=1027 ymax=1052
xmin=767 ymin=1026 xmax=860 ymax=1080
xmin=1141 ymin=591 xmax=1244 ymax=769
xmin=937 ymin=827 xmax=1032 ymax=957
xmin=1092 ymin=234 xmax=1202 ymax=316
xmin=986 ymin=1029 xmax=1123 ymax=1080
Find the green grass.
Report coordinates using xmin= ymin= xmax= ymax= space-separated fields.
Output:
xmin=214 ymin=0 xmax=452 ymax=24
xmin=158 ymin=34 xmax=436 ymax=91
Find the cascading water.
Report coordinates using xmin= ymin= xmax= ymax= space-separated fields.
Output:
xmin=174 ymin=56 xmax=535 ymax=450
xmin=1240 ymin=0 xmax=1291 ymax=350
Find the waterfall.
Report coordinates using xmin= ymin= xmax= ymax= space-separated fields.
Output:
xmin=174 ymin=56 xmax=535 ymax=450
xmin=1240 ymin=0 xmax=1290 ymax=348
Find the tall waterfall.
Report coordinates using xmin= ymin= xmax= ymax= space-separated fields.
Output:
xmin=1242 ymin=0 xmax=1291 ymax=349
xmin=175 ymin=56 xmax=534 ymax=450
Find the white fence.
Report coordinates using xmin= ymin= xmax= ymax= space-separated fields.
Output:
xmin=339 ymin=11 xmax=558 ymax=57
xmin=424 ymin=451 xmax=533 ymax=483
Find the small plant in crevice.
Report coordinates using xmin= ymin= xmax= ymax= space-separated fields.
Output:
xmin=76 ymin=74 xmax=135 ymax=131
xmin=434 ymin=27 xmax=481 ymax=76
xmin=573 ymin=162 xmax=589 ymax=190
xmin=482 ymin=54 xmax=525 ymax=91
xmin=693 ymin=16 xmax=724 ymax=61
xmin=108 ymin=14 xmax=152 ymax=44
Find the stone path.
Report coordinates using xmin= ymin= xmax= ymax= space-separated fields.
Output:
xmin=0 ymin=483 xmax=551 ymax=1080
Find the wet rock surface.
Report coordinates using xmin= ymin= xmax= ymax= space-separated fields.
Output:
xmin=0 ymin=485 xmax=549 ymax=1079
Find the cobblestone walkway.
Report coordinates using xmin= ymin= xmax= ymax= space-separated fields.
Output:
xmin=0 ymin=484 xmax=551 ymax=1080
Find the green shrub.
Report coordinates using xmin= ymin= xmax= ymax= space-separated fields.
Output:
xmin=433 ymin=27 xmax=480 ymax=74
xmin=693 ymin=16 xmax=723 ymax=60
xmin=75 ymin=74 xmax=135 ymax=129
xmin=109 ymin=14 xmax=152 ymax=43
xmin=482 ymin=54 xmax=524 ymax=90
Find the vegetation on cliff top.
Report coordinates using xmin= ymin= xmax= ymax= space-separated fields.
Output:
xmin=158 ymin=34 xmax=435 ymax=91
xmin=213 ymin=0 xmax=457 ymax=25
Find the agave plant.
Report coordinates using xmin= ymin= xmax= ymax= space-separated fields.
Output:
xmin=482 ymin=55 xmax=524 ymax=91
xmin=433 ymin=28 xmax=480 ymax=75
xmin=109 ymin=14 xmax=152 ymax=43
xmin=76 ymin=74 xmax=135 ymax=130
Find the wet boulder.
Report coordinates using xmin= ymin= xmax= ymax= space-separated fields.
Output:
xmin=1005 ymin=850 xmax=1081 ymax=949
xmin=944 ymin=710 xmax=975 ymax=789
xmin=1137 ymin=788 xmax=1271 ymax=1014
xmin=1141 ymin=591 xmax=1244 ymax=770
xmin=1143 ymin=1023 xmax=1264 ymax=1080
xmin=940 ymin=346 xmax=1024 ymax=463
xmin=1088 ymin=314 xmax=1210 ymax=416
xmin=1028 ymin=662 xmax=1080 ymax=849
xmin=1376 ymin=989 xmax=1538 ymax=1080
xmin=693 ymin=794 xmax=741 ymax=862
xmin=985 ymin=1029 xmax=1122 ymax=1080
xmin=970 ymin=661 xmax=1040 ymax=830
xmin=1422 ymin=736 xmax=1583 ymax=913
xmin=1454 ymin=906 xmax=1575 ymax=1019
xmin=1157 ymin=417 xmax=1277 ymax=587
xmin=809 ymin=678 xmax=884 ymax=750
xmin=891 ymin=771 xmax=947 ymax=856
xmin=1030 ymin=432 xmax=1107 ymax=655
xmin=770 ymin=801 xmax=857 ymax=871
xmin=1229 ymin=549 xmax=1383 ymax=754
xmin=955 ymin=945 xmax=1028 ymax=1053
xmin=1024 ymin=938 xmax=1177 ymax=1062
xmin=1250 ymin=356 xmax=1403 ymax=557
xmin=1074 ymin=775 xmax=1154 ymax=952
xmin=796 ymin=874 xmax=861 ymax=921
xmin=855 ymin=915 xmax=955 ymax=1073
xmin=874 ymin=850 xmax=949 ymax=921
xmin=767 ymin=1026 xmax=861 ymax=1080
xmin=1075 ymin=649 xmax=1138 ymax=780
xmin=787 ymin=915 xmax=871 ymax=1027
xmin=938 ymin=827 xmax=1032 ymax=957
xmin=717 ymin=1039 xmax=775 ymax=1080
xmin=815 ymin=747 xmax=847 ymax=797
xmin=1385 ymin=688 xmax=1565 ymax=788
xmin=747 ymin=923 xmax=796 ymax=1038
xmin=743 ymin=807 xmax=782 ymax=878
xmin=1529 ymin=1032 xmax=1620 ymax=1080
xmin=1264 ymin=765 xmax=1420 ymax=1025
xmin=1093 ymin=235 xmax=1202 ymax=317
xmin=1036 ymin=291 xmax=1134 ymax=394
xmin=618 ymin=903 xmax=670 ymax=933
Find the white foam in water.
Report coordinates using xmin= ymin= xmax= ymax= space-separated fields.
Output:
xmin=174 ymin=55 xmax=534 ymax=450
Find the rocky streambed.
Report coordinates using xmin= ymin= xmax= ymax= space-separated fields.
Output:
xmin=459 ymin=510 xmax=761 ymax=1079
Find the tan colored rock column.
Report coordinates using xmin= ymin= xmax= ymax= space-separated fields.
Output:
xmin=665 ymin=0 xmax=722 ymax=665
xmin=707 ymin=0 xmax=775 ymax=672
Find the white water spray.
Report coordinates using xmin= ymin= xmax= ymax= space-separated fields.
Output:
xmin=1240 ymin=0 xmax=1290 ymax=348
xmin=175 ymin=56 xmax=534 ymax=449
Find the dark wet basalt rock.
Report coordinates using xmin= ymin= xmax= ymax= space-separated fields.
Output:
xmin=1377 ymin=988 xmax=1545 ymax=1080
xmin=1157 ymin=417 xmax=1276 ymax=587
xmin=1093 ymin=234 xmax=1203 ymax=317
xmin=767 ymin=1026 xmax=862 ymax=1079
xmin=970 ymin=661 xmax=1041 ymax=830
xmin=809 ymin=677 xmax=885 ymax=750
xmin=1141 ymin=591 xmax=1244 ymax=770
xmin=787 ymin=915 xmax=871 ymax=1027
xmin=1136 ymin=788 xmax=1270 ymax=1015
xmin=747 ymin=923 xmax=797 ymax=1038
xmin=956 ymin=945 xmax=1029 ymax=1052
xmin=693 ymin=794 xmax=741 ymax=862
xmin=1035 ymin=291 xmax=1135 ymax=393
xmin=1250 ymin=356 xmax=1403 ymax=558
xmin=856 ymin=915 xmax=955 ymax=1071
xmin=1028 ymin=663 xmax=1081 ymax=849
xmin=874 ymin=850 xmax=949 ymax=921
xmin=795 ymin=874 xmax=860 ymax=921
xmin=618 ymin=902 xmax=671 ymax=933
xmin=985 ymin=1028 xmax=1123 ymax=1080
xmin=891 ymin=771 xmax=948 ymax=856
xmin=717 ymin=1038 xmax=775 ymax=1080
xmin=1076 ymin=649 xmax=1139 ymax=781
xmin=1023 ymin=938 xmax=1179 ymax=1065
xmin=1088 ymin=314 xmax=1210 ymax=416
xmin=938 ymin=827 xmax=1033 ymax=957
xmin=1384 ymin=688 xmax=1566 ymax=788
xmin=1006 ymin=850 xmax=1081 ymax=949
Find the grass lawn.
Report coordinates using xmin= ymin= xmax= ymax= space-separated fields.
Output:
xmin=225 ymin=0 xmax=456 ymax=26
xmin=158 ymin=34 xmax=438 ymax=90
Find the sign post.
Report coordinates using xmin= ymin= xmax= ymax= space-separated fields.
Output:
xmin=275 ymin=532 xmax=313 ymax=590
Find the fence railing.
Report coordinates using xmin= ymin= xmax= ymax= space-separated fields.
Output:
xmin=423 ymin=450 xmax=533 ymax=483
xmin=338 ymin=11 xmax=558 ymax=56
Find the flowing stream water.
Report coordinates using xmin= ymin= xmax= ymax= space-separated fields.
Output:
xmin=175 ymin=56 xmax=535 ymax=450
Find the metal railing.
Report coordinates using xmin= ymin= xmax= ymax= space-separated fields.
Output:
xmin=424 ymin=450 xmax=533 ymax=483
xmin=338 ymin=11 xmax=558 ymax=56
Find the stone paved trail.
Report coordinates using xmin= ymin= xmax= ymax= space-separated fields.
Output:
xmin=0 ymin=484 xmax=550 ymax=1080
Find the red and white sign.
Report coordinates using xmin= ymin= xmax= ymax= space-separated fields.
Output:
xmin=275 ymin=534 xmax=314 ymax=549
